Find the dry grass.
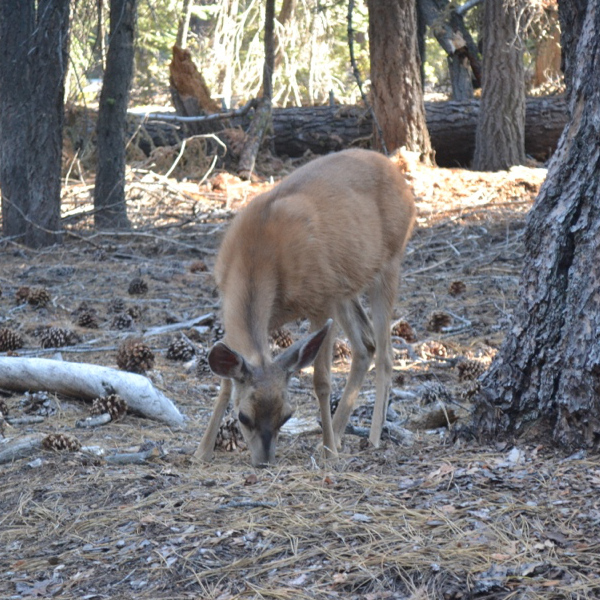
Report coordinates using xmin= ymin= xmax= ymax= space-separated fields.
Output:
xmin=2 ymin=157 xmax=598 ymax=599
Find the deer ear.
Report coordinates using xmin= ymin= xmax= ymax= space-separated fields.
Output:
xmin=208 ymin=342 xmax=251 ymax=381
xmin=276 ymin=319 xmax=333 ymax=374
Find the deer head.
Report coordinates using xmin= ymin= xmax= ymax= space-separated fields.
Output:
xmin=207 ymin=321 xmax=332 ymax=466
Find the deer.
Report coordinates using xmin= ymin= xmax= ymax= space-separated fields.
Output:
xmin=195 ymin=148 xmax=415 ymax=467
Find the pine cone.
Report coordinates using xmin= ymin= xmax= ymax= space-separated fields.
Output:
xmin=333 ymin=339 xmax=352 ymax=363
xmin=421 ymin=381 xmax=453 ymax=405
xmin=391 ymin=319 xmax=417 ymax=342
xmin=116 ymin=338 xmax=155 ymax=373
xmin=448 ymin=280 xmax=467 ymax=296
xmin=167 ymin=338 xmax=196 ymax=361
xmin=457 ymin=359 xmax=488 ymax=381
xmin=28 ymin=287 xmax=51 ymax=307
xmin=426 ymin=311 xmax=453 ymax=332
xmin=189 ymin=260 xmax=208 ymax=273
xmin=215 ymin=415 xmax=246 ymax=452
xmin=112 ymin=313 xmax=134 ymax=330
xmin=195 ymin=347 xmax=212 ymax=376
xmin=109 ymin=297 xmax=126 ymax=313
xmin=418 ymin=340 xmax=448 ymax=359
xmin=91 ymin=394 xmax=127 ymax=420
xmin=15 ymin=286 xmax=31 ymax=304
xmin=77 ymin=311 xmax=99 ymax=329
xmin=271 ymin=328 xmax=293 ymax=349
xmin=0 ymin=328 xmax=24 ymax=351
xmin=42 ymin=433 xmax=81 ymax=452
xmin=128 ymin=277 xmax=148 ymax=295
xmin=211 ymin=319 xmax=225 ymax=343
xmin=125 ymin=306 xmax=142 ymax=320
xmin=40 ymin=327 xmax=80 ymax=349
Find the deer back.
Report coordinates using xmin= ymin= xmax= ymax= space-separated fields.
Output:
xmin=215 ymin=148 xmax=415 ymax=364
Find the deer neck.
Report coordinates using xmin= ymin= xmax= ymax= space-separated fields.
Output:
xmin=221 ymin=273 xmax=277 ymax=367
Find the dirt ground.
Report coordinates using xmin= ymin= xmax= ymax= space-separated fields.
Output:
xmin=2 ymin=153 xmax=599 ymax=599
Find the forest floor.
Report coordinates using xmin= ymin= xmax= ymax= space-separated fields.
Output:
xmin=1 ymin=152 xmax=600 ymax=599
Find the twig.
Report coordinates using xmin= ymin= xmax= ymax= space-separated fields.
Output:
xmin=105 ymin=446 xmax=160 ymax=464
xmin=0 ymin=435 xmax=44 ymax=464
xmin=5 ymin=416 xmax=46 ymax=425
xmin=129 ymin=98 xmax=257 ymax=124
xmin=216 ymin=500 xmax=278 ymax=511
xmin=76 ymin=413 xmax=112 ymax=428
xmin=456 ymin=0 xmax=485 ymax=16
xmin=142 ymin=312 xmax=214 ymax=338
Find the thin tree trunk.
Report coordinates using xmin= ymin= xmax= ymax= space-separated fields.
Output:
xmin=94 ymin=0 xmax=137 ymax=229
xmin=418 ymin=0 xmax=482 ymax=100
xmin=237 ymin=0 xmax=275 ymax=178
xmin=367 ymin=0 xmax=433 ymax=160
xmin=473 ymin=0 xmax=600 ymax=451
xmin=473 ymin=0 xmax=526 ymax=171
xmin=176 ymin=0 xmax=193 ymax=48
xmin=0 ymin=0 xmax=69 ymax=248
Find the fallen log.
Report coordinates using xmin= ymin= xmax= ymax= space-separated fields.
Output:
xmin=267 ymin=97 xmax=568 ymax=166
xmin=0 ymin=357 xmax=186 ymax=428
xmin=130 ymin=96 xmax=567 ymax=167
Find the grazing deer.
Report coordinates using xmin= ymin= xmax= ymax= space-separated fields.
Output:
xmin=196 ymin=149 xmax=415 ymax=466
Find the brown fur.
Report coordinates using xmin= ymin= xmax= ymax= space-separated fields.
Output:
xmin=196 ymin=149 xmax=416 ymax=466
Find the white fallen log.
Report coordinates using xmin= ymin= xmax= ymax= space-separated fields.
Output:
xmin=0 ymin=357 xmax=186 ymax=427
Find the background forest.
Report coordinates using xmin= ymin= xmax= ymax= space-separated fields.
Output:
xmin=70 ymin=0 xmax=561 ymax=110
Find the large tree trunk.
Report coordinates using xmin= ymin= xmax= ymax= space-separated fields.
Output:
xmin=0 ymin=0 xmax=69 ymax=248
xmin=473 ymin=0 xmax=526 ymax=171
xmin=473 ymin=0 xmax=600 ymax=451
xmin=367 ymin=0 xmax=433 ymax=159
xmin=94 ymin=0 xmax=137 ymax=230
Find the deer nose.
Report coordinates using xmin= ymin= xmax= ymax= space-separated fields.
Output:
xmin=250 ymin=431 xmax=275 ymax=467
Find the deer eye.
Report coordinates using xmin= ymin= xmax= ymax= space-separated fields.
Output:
xmin=238 ymin=411 xmax=253 ymax=428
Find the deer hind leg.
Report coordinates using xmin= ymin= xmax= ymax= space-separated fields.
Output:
xmin=310 ymin=318 xmax=338 ymax=458
xmin=368 ymin=260 xmax=400 ymax=447
xmin=195 ymin=378 xmax=233 ymax=462
xmin=331 ymin=298 xmax=376 ymax=448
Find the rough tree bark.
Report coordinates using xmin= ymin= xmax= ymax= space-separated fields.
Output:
xmin=93 ymin=0 xmax=137 ymax=230
xmin=0 ymin=0 xmax=70 ymax=248
xmin=473 ymin=0 xmax=600 ymax=451
xmin=367 ymin=0 xmax=433 ymax=159
xmin=473 ymin=0 xmax=526 ymax=171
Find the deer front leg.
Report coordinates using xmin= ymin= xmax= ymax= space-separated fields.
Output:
xmin=311 ymin=320 xmax=338 ymax=459
xmin=195 ymin=378 xmax=232 ymax=462
xmin=368 ymin=263 xmax=399 ymax=447
xmin=331 ymin=299 xmax=375 ymax=448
